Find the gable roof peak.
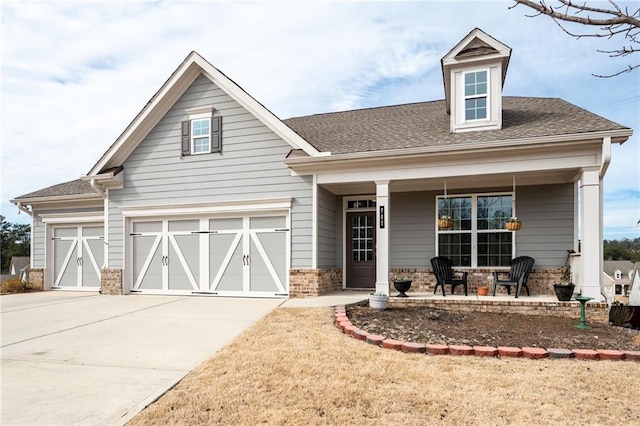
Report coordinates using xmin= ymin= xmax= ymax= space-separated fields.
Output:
xmin=87 ymin=51 xmax=325 ymax=175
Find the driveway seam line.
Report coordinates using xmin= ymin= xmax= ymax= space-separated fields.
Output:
xmin=1 ymin=357 xmax=188 ymax=371
xmin=1 ymin=294 xmax=102 ymax=313
xmin=1 ymin=297 xmax=187 ymax=349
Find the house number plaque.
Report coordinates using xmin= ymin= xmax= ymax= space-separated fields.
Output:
xmin=379 ymin=205 xmax=385 ymax=229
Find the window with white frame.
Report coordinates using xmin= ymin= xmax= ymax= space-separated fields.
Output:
xmin=437 ymin=193 xmax=513 ymax=267
xmin=181 ymin=106 xmax=221 ymax=156
xmin=191 ymin=118 xmax=211 ymax=154
xmin=464 ymin=70 xmax=488 ymax=121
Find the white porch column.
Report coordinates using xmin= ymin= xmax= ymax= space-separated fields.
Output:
xmin=375 ymin=180 xmax=390 ymax=295
xmin=579 ymin=167 xmax=603 ymax=300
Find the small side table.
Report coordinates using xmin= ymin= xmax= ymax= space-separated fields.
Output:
xmin=574 ymin=295 xmax=593 ymax=329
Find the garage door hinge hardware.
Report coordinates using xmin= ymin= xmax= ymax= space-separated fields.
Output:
xmin=161 ymin=256 xmax=168 ymax=265
xmin=130 ymin=233 xmax=142 ymax=236
xmin=275 ymin=228 xmax=289 ymax=232
xmin=242 ymin=255 xmax=250 ymax=265
xmin=190 ymin=231 xmax=218 ymax=234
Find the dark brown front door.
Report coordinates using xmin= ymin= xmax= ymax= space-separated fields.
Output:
xmin=346 ymin=211 xmax=376 ymax=289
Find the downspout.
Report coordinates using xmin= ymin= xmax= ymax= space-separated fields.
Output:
xmin=598 ymin=136 xmax=611 ymax=304
xmin=599 ymin=136 xmax=611 ymax=178
xmin=90 ymin=179 xmax=106 ymax=198
xmin=16 ymin=201 xmax=32 ymax=216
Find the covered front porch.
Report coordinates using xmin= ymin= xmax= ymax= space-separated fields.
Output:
xmin=289 ymin=137 xmax=611 ymax=301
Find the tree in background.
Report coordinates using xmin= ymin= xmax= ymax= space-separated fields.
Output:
xmin=604 ymin=238 xmax=640 ymax=262
xmin=0 ymin=216 xmax=31 ymax=273
xmin=512 ymin=0 xmax=640 ymax=76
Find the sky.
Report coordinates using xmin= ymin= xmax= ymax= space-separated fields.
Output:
xmin=1 ymin=0 xmax=639 ymax=240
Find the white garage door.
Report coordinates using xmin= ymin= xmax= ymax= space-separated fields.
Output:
xmin=52 ymin=225 xmax=103 ymax=290
xmin=130 ymin=214 xmax=289 ymax=297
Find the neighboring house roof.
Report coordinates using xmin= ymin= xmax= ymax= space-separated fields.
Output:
xmin=10 ymin=257 xmax=30 ymax=275
xmin=283 ymin=97 xmax=630 ymax=155
xmin=603 ymin=260 xmax=635 ymax=277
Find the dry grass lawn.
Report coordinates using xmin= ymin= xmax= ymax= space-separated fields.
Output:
xmin=129 ymin=308 xmax=640 ymax=425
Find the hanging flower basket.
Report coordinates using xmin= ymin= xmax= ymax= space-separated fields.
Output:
xmin=505 ymin=218 xmax=522 ymax=231
xmin=438 ymin=216 xmax=453 ymax=230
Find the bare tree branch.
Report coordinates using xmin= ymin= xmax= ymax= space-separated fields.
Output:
xmin=511 ymin=1 xmax=639 ymax=77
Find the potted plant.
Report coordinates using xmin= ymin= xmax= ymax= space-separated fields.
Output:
xmin=553 ymin=250 xmax=575 ymax=301
xmin=392 ymin=278 xmax=413 ymax=298
xmin=477 ymin=285 xmax=489 ymax=296
xmin=369 ymin=292 xmax=389 ymax=309
xmin=438 ymin=215 xmax=453 ymax=230
xmin=505 ymin=217 xmax=522 ymax=231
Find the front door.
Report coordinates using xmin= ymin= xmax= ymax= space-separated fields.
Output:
xmin=345 ymin=211 xmax=376 ymax=289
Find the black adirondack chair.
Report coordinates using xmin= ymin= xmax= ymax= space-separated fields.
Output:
xmin=430 ymin=256 xmax=468 ymax=296
xmin=493 ymin=256 xmax=535 ymax=298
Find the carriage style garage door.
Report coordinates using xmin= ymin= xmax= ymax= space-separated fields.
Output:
xmin=130 ymin=214 xmax=289 ymax=297
xmin=52 ymin=225 xmax=104 ymax=290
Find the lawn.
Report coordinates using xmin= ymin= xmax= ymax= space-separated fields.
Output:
xmin=129 ymin=307 xmax=640 ymax=425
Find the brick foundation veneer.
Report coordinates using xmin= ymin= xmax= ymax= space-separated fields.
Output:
xmin=390 ymin=268 xmax=563 ymax=296
xmin=289 ymin=268 xmax=342 ymax=297
xmin=388 ymin=298 xmax=609 ymax=324
xmin=28 ymin=268 xmax=44 ymax=291
xmin=100 ymin=268 xmax=123 ymax=295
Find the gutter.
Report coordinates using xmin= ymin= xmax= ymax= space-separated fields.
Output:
xmin=285 ymin=129 xmax=633 ymax=169
xmin=15 ymin=201 xmax=32 ymax=216
xmin=599 ymin=136 xmax=612 ymax=178
xmin=90 ymin=179 xmax=106 ymax=198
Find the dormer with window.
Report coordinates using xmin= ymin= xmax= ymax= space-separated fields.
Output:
xmin=441 ymin=28 xmax=511 ymax=133
xmin=615 ymin=270 xmax=622 ymax=280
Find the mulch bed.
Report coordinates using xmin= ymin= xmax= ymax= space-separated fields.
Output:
xmin=346 ymin=305 xmax=640 ymax=351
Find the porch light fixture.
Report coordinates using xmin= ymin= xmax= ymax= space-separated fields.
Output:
xmin=439 ymin=180 xmax=454 ymax=230
xmin=506 ymin=175 xmax=522 ymax=231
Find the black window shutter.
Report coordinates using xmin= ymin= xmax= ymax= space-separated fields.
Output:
xmin=211 ymin=116 xmax=221 ymax=153
xmin=181 ymin=121 xmax=191 ymax=156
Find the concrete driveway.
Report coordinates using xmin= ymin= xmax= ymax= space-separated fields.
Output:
xmin=1 ymin=292 xmax=283 ymax=425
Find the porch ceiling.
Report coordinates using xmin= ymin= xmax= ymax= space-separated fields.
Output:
xmin=320 ymin=169 xmax=578 ymax=195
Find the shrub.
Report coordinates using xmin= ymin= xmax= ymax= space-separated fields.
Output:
xmin=0 ymin=278 xmax=39 ymax=294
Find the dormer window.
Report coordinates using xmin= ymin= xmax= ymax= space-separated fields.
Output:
xmin=464 ymin=70 xmax=488 ymax=121
xmin=615 ymin=270 xmax=622 ymax=280
xmin=441 ymin=28 xmax=511 ymax=134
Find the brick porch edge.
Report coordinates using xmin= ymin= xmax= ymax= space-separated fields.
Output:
xmin=333 ymin=306 xmax=640 ymax=362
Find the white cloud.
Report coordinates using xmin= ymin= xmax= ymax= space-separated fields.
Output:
xmin=1 ymin=1 xmax=638 ymax=242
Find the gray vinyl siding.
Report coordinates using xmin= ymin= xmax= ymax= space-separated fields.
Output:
xmin=107 ymin=74 xmax=313 ymax=268
xmin=32 ymin=214 xmax=46 ymax=267
xmin=317 ymin=187 xmax=338 ymax=268
xmin=390 ymin=191 xmax=435 ymax=268
xmin=32 ymin=207 xmax=104 ymax=267
xmin=384 ymin=184 xmax=573 ymax=269
xmin=515 ymin=183 xmax=573 ymax=268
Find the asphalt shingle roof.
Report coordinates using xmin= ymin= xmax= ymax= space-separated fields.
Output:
xmin=14 ymin=97 xmax=629 ymax=199
xmin=283 ymin=97 xmax=629 ymax=154
xmin=15 ymin=179 xmax=94 ymax=199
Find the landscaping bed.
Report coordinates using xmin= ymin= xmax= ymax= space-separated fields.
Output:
xmin=347 ymin=305 xmax=640 ymax=351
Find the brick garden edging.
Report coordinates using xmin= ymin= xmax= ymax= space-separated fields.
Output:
xmin=334 ymin=305 xmax=640 ymax=362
